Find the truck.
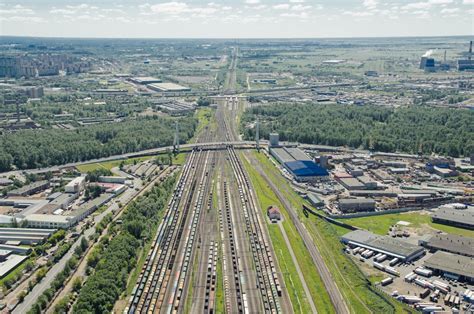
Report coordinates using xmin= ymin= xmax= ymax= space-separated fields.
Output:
xmin=414 ymin=267 xmax=433 ymax=277
xmin=420 ymin=288 xmax=431 ymax=299
xmin=389 ymin=257 xmax=399 ymax=266
xmin=404 ymin=272 xmax=416 ymax=282
xmin=384 ymin=266 xmax=400 ymax=277
xmin=375 ymin=254 xmax=387 ymax=262
xmin=373 ymin=261 xmax=385 ymax=271
xmin=381 ymin=277 xmax=393 ymax=286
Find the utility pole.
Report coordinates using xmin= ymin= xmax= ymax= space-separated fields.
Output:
xmin=173 ymin=121 xmax=180 ymax=153
xmin=255 ymin=117 xmax=260 ymax=152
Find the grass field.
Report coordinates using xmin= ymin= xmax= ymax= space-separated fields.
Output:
xmin=250 ymin=151 xmax=414 ymax=313
xmin=340 ymin=212 xmax=474 ymax=238
xmin=76 ymin=155 xmax=153 ymax=173
xmin=241 ymin=153 xmax=334 ymax=314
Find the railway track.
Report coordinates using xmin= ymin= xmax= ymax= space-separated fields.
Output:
xmin=127 ymin=148 xmax=213 ymax=313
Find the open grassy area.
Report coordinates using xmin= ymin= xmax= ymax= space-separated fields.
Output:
xmin=241 ymin=153 xmax=333 ymax=313
xmin=76 ymin=155 xmax=153 ymax=173
xmin=250 ymin=151 xmax=414 ymax=313
xmin=340 ymin=212 xmax=474 ymax=238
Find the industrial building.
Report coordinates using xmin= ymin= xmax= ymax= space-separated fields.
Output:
xmin=7 ymin=180 xmax=49 ymax=196
xmin=307 ymin=193 xmax=324 ymax=207
xmin=0 ymin=254 xmax=28 ymax=279
xmin=130 ymin=76 xmax=162 ymax=84
xmin=65 ymin=176 xmax=86 ymax=193
xmin=283 ymin=160 xmax=329 ymax=182
xmin=338 ymin=198 xmax=376 ymax=212
xmin=269 ymin=133 xmax=279 ymax=147
xmin=420 ymin=234 xmax=474 ymax=258
xmin=431 ymin=206 xmax=474 ymax=230
xmin=156 ymin=100 xmax=196 ymax=115
xmin=267 ymin=206 xmax=281 ymax=221
xmin=0 ymin=228 xmax=54 ymax=245
xmin=341 ymin=230 xmax=425 ymax=262
xmin=424 ymin=251 xmax=474 ymax=283
xmin=457 ymin=41 xmax=474 ymax=71
xmin=337 ymin=177 xmax=366 ymax=190
xmin=147 ymin=82 xmax=191 ymax=92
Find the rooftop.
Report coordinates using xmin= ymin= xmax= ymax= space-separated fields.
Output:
xmin=426 ymin=233 xmax=474 ymax=257
xmin=432 ymin=207 xmax=474 ymax=226
xmin=424 ymin=251 xmax=474 ymax=278
xmin=342 ymin=230 xmax=424 ymax=259
xmin=284 ymin=160 xmax=329 ymax=177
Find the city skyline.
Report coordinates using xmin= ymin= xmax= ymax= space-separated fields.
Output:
xmin=1 ymin=0 xmax=473 ymax=38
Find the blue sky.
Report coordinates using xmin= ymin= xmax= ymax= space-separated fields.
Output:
xmin=0 ymin=0 xmax=473 ymax=38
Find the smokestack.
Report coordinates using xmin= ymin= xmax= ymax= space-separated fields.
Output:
xmin=444 ymin=50 xmax=447 ymax=64
xmin=469 ymin=41 xmax=472 ymax=61
xmin=16 ymin=102 xmax=20 ymax=123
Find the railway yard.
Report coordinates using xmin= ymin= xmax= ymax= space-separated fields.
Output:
xmin=125 ymin=97 xmax=293 ymax=313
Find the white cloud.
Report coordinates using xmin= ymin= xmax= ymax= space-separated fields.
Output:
xmin=428 ymin=0 xmax=453 ymax=4
xmin=292 ymin=4 xmax=312 ymax=11
xmin=280 ymin=12 xmax=309 ymax=18
xmin=245 ymin=0 xmax=260 ymax=4
xmin=343 ymin=10 xmax=373 ymax=16
xmin=401 ymin=2 xmax=431 ymax=10
xmin=363 ymin=0 xmax=378 ymax=9
xmin=289 ymin=0 xmax=306 ymax=2
xmin=150 ymin=2 xmax=189 ymax=14
xmin=0 ymin=4 xmax=34 ymax=15
xmin=440 ymin=7 xmax=459 ymax=13
xmin=273 ymin=4 xmax=290 ymax=10
xmin=463 ymin=0 xmax=474 ymax=3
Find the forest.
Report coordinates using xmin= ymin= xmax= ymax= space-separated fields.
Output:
xmin=0 ymin=116 xmax=196 ymax=172
xmin=241 ymin=103 xmax=474 ymax=157
xmin=73 ymin=175 xmax=176 ymax=313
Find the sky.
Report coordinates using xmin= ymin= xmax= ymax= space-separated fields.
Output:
xmin=0 ymin=0 xmax=473 ymax=38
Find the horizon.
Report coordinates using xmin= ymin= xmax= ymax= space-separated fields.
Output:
xmin=1 ymin=0 xmax=473 ymax=38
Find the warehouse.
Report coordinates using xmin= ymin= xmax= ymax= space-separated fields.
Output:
xmin=339 ymin=198 xmax=376 ymax=212
xmin=0 ymin=254 xmax=28 ymax=279
xmin=65 ymin=176 xmax=85 ymax=193
xmin=421 ymin=234 xmax=474 ymax=257
xmin=341 ymin=230 xmax=425 ymax=262
xmin=147 ymin=82 xmax=190 ymax=92
xmin=70 ymin=193 xmax=114 ymax=224
xmin=283 ymin=160 xmax=329 ymax=182
xmin=7 ymin=180 xmax=49 ymax=196
xmin=130 ymin=76 xmax=162 ymax=84
xmin=307 ymin=193 xmax=324 ymax=207
xmin=270 ymin=147 xmax=295 ymax=164
xmin=0 ymin=227 xmax=54 ymax=245
xmin=357 ymin=175 xmax=378 ymax=189
xmin=26 ymin=214 xmax=73 ymax=229
xmin=424 ymin=251 xmax=474 ymax=283
xmin=431 ymin=206 xmax=474 ymax=230
xmin=337 ymin=177 xmax=366 ymax=190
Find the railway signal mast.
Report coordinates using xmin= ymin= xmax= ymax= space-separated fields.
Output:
xmin=173 ymin=120 xmax=180 ymax=153
xmin=256 ymin=117 xmax=260 ymax=151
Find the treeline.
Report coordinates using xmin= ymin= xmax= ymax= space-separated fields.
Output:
xmin=0 ymin=116 xmax=196 ymax=172
xmin=73 ymin=175 xmax=176 ymax=313
xmin=241 ymin=103 xmax=474 ymax=157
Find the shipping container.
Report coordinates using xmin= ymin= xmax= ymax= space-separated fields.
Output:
xmin=381 ymin=277 xmax=393 ymax=286
xmin=420 ymin=288 xmax=430 ymax=299
xmin=414 ymin=267 xmax=433 ymax=277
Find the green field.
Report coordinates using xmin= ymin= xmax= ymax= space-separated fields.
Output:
xmin=339 ymin=212 xmax=474 ymax=238
xmin=241 ymin=153 xmax=334 ymax=313
xmin=76 ymin=155 xmax=154 ymax=173
xmin=250 ymin=151 xmax=414 ymax=313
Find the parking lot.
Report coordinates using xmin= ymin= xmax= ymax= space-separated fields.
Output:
xmin=345 ymin=246 xmax=474 ymax=312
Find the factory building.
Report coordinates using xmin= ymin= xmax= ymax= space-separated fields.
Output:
xmin=337 ymin=177 xmax=366 ymax=190
xmin=283 ymin=160 xmax=329 ymax=182
xmin=0 ymin=228 xmax=54 ymax=245
xmin=26 ymin=215 xmax=73 ymax=229
xmin=130 ymin=76 xmax=162 ymax=84
xmin=307 ymin=193 xmax=324 ymax=207
xmin=420 ymin=234 xmax=474 ymax=258
xmin=64 ymin=176 xmax=86 ymax=193
xmin=457 ymin=41 xmax=474 ymax=71
xmin=431 ymin=206 xmax=474 ymax=230
xmin=0 ymin=253 xmax=28 ymax=279
xmin=424 ymin=251 xmax=474 ymax=283
xmin=147 ymin=82 xmax=190 ymax=92
xmin=341 ymin=230 xmax=425 ymax=262
xmin=7 ymin=180 xmax=49 ymax=196
xmin=339 ymin=198 xmax=376 ymax=212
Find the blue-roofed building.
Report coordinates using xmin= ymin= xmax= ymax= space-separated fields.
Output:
xmin=283 ymin=160 xmax=329 ymax=182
